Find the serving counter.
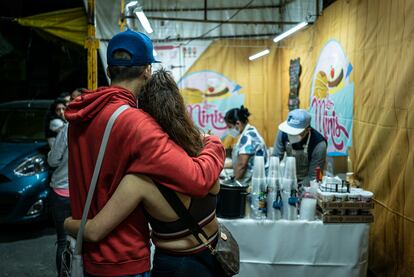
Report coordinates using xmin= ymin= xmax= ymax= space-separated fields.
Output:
xmin=218 ymin=218 xmax=369 ymax=277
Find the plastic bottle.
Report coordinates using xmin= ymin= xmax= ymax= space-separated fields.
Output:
xmin=250 ymin=156 xmax=266 ymax=219
xmin=251 ymin=178 xmax=266 ymax=219
xmin=299 ymin=195 xmax=317 ymax=221
xmin=315 ymin=166 xmax=322 ymax=182
xmin=347 ymin=156 xmax=353 ymax=172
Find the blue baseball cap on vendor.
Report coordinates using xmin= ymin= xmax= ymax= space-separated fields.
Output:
xmin=279 ymin=109 xmax=311 ymax=135
xmin=107 ymin=29 xmax=160 ymax=67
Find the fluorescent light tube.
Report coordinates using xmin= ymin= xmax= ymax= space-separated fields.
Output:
xmin=126 ymin=1 xmax=138 ymax=10
xmin=249 ymin=49 xmax=270 ymax=61
xmin=135 ymin=10 xmax=153 ymax=33
xmin=273 ymin=22 xmax=308 ymax=43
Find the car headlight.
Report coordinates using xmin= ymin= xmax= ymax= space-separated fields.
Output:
xmin=14 ymin=154 xmax=47 ymax=176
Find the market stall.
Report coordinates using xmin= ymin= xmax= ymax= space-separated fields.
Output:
xmin=219 ymin=218 xmax=369 ymax=277
xmin=218 ymin=151 xmax=374 ymax=276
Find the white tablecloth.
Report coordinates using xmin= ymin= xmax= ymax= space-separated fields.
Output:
xmin=218 ymin=218 xmax=369 ymax=277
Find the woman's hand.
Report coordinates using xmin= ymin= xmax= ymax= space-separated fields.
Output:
xmin=64 ymin=217 xmax=81 ymax=238
xmin=209 ymin=180 xmax=220 ymax=195
xmin=234 ymin=154 xmax=250 ymax=180
xmin=224 ymin=158 xmax=233 ymax=168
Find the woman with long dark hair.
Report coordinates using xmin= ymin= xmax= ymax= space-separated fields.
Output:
xmin=65 ymin=69 xmax=226 ymax=277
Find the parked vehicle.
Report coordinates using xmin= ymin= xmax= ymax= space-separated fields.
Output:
xmin=0 ymin=100 xmax=52 ymax=223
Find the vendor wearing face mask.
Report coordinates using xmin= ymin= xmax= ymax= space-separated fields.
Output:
xmin=272 ymin=109 xmax=327 ymax=186
xmin=224 ymin=105 xmax=268 ymax=185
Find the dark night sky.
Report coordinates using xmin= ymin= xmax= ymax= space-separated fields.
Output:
xmin=0 ymin=0 xmax=107 ymax=103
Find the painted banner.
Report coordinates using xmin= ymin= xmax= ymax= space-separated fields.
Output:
xmin=178 ymin=70 xmax=244 ymax=139
xmin=309 ymin=40 xmax=354 ymax=156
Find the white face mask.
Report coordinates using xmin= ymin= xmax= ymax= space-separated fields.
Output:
xmin=288 ymin=134 xmax=302 ymax=144
xmin=228 ymin=127 xmax=240 ymax=138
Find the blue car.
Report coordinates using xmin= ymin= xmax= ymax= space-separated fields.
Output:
xmin=0 ymin=100 xmax=53 ymax=224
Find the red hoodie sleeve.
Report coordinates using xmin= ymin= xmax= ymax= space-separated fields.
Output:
xmin=127 ymin=116 xmax=225 ymax=197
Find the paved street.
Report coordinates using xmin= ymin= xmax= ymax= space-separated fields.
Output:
xmin=0 ymin=222 xmax=56 ymax=277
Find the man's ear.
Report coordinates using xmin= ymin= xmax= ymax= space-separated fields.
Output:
xmin=143 ymin=65 xmax=152 ymax=79
xmin=106 ymin=67 xmax=111 ymax=79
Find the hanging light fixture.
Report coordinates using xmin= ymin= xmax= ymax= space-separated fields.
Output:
xmin=125 ymin=1 xmax=138 ymax=10
xmin=134 ymin=6 xmax=153 ymax=34
xmin=273 ymin=22 xmax=308 ymax=43
xmin=249 ymin=49 xmax=270 ymax=61
xmin=125 ymin=1 xmax=138 ymax=29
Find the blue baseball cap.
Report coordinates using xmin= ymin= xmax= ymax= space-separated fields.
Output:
xmin=107 ymin=29 xmax=160 ymax=66
xmin=279 ymin=109 xmax=311 ymax=135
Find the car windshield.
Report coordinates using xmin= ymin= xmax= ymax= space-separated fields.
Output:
xmin=0 ymin=108 xmax=48 ymax=142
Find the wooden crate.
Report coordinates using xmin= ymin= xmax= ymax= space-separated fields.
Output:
xmin=317 ymin=198 xmax=374 ymax=210
xmin=321 ymin=213 xmax=374 ymax=223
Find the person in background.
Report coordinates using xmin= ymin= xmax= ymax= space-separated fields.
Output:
xmin=65 ymin=69 xmax=226 ymax=277
xmin=59 ymin=91 xmax=71 ymax=104
xmin=47 ymin=121 xmax=70 ymax=277
xmin=224 ymin=105 xmax=268 ymax=185
xmin=70 ymin=88 xmax=84 ymax=101
xmin=272 ymin=109 xmax=327 ymax=187
xmin=46 ymin=88 xmax=84 ymax=276
xmin=45 ymin=97 xmax=67 ymax=148
xmin=64 ymin=29 xmax=225 ymax=277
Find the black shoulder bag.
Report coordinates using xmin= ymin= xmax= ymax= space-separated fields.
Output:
xmin=156 ymin=183 xmax=240 ymax=276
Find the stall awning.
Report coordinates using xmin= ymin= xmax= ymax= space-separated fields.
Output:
xmin=17 ymin=7 xmax=87 ymax=46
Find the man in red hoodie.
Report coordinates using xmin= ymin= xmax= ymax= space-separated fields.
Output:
xmin=65 ymin=29 xmax=225 ymax=277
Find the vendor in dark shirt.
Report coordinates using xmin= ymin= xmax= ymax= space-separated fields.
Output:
xmin=272 ymin=109 xmax=327 ymax=186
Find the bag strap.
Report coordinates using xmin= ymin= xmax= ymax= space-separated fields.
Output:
xmin=156 ymin=183 xmax=216 ymax=254
xmin=74 ymin=104 xmax=130 ymax=255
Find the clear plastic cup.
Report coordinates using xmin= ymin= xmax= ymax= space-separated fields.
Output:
xmin=348 ymin=191 xmax=361 ymax=202
xmin=252 ymin=156 xmax=266 ymax=179
xmin=360 ymin=191 xmax=373 ymax=202
xmin=300 ymin=198 xmax=317 ymax=221
xmin=283 ymin=157 xmax=297 ymax=180
xmin=334 ymin=193 xmax=347 ymax=202
xmin=268 ymin=156 xmax=280 ymax=180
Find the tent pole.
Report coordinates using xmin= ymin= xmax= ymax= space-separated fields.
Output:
xmin=85 ymin=0 xmax=99 ymax=90
xmin=120 ymin=0 xmax=126 ymax=31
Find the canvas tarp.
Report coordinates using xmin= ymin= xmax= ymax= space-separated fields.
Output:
xmin=17 ymin=7 xmax=87 ymax=46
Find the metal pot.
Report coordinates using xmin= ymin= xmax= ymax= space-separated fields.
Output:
xmin=216 ymin=179 xmax=249 ymax=219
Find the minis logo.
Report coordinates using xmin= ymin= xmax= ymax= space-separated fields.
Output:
xmin=309 ymin=40 xmax=354 ymax=156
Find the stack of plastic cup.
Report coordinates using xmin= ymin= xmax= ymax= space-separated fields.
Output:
xmin=251 ymin=156 xmax=266 ymax=219
xmin=283 ymin=157 xmax=297 ymax=190
xmin=267 ymin=156 xmax=281 ymax=220
xmin=268 ymin=156 xmax=280 ymax=180
xmin=252 ymin=156 xmax=266 ymax=188
xmin=281 ymin=190 xmax=290 ymax=219
xmin=281 ymin=156 xmax=298 ymax=220
xmin=279 ymin=153 xmax=287 ymax=180
xmin=299 ymin=197 xmax=317 ymax=221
